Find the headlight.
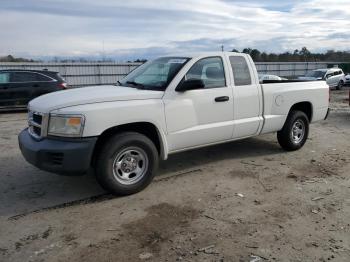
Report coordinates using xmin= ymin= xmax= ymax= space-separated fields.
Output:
xmin=48 ymin=114 xmax=85 ymax=137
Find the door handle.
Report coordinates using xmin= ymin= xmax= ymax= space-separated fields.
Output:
xmin=215 ymin=96 xmax=229 ymax=102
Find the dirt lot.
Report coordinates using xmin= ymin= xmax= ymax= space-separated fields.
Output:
xmin=0 ymin=89 xmax=349 ymax=262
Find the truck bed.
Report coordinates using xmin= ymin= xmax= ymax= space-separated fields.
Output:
xmin=260 ymin=80 xmax=329 ymax=134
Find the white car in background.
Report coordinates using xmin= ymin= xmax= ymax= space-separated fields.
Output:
xmin=344 ymin=74 xmax=350 ymax=86
xmin=258 ymin=74 xmax=287 ymax=83
xmin=299 ymin=68 xmax=345 ymax=90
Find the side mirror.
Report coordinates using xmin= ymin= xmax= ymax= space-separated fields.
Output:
xmin=175 ymin=79 xmax=205 ymax=92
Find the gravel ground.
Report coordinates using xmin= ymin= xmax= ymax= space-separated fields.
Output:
xmin=0 ymin=89 xmax=349 ymax=262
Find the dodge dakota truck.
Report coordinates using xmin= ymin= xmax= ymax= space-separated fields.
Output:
xmin=18 ymin=52 xmax=330 ymax=195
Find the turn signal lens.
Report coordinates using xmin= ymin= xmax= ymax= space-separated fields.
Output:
xmin=67 ymin=117 xmax=82 ymax=126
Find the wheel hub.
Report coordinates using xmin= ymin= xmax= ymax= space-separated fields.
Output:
xmin=112 ymin=147 xmax=149 ymax=185
xmin=291 ymin=119 xmax=305 ymax=144
xmin=121 ymin=157 xmax=137 ymax=173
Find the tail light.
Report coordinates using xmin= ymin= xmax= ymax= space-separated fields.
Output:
xmin=59 ymin=83 xmax=68 ymax=89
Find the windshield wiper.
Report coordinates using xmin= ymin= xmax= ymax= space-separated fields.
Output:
xmin=126 ymin=81 xmax=144 ymax=87
xmin=126 ymin=81 xmax=146 ymax=89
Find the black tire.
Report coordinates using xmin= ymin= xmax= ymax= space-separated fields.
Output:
xmin=336 ymin=80 xmax=344 ymax=90
xmin=277 ymin=111 xmax=309 ymax=151
xmin=95 ymin=132 xmax=159 ymax=195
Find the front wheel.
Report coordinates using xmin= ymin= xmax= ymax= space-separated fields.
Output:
xmin=277 ymin=111 xmax=309 ymax=151
xmin=336 ymin=80 xmax=344 ymax=90
xmin=95 ymin=132 xmax=159 ymax=195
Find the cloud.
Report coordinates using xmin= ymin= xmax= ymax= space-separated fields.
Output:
xmin=328 ymin=33 xmax=350 ymax=40
xmin=0 ymin=0 xmax=349 ymax=60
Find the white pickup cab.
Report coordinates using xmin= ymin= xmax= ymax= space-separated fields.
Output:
xmin=19 ymin=52 xmax=330 ymax=195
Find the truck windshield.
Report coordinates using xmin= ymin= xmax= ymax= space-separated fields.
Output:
xmin=305 ymin=70 xmax=326 ymax=78
xmin=118 ymin=57 xmax=190 ymax=90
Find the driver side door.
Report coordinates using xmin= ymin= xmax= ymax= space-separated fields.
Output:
xmin=163 ymin=56 xmax=234 ymax=152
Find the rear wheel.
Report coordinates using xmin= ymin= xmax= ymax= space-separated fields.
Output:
xmin=95 ymin=132 xmax=158 ymax=195
xmin=277 ymin=111 xmax=309 ymax=151
xmin=336 ymin=80 xmax=344 ymax=90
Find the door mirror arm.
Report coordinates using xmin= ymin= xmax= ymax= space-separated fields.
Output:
xmin=175 ymin=79 xmax=205 ymax=92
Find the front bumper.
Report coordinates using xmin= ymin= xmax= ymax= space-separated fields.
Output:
xmin=18 ymin=129 xmax=97 ymax=175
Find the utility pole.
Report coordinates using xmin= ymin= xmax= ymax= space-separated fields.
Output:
xmin=102 ymin=40 xmax=106 ymax=62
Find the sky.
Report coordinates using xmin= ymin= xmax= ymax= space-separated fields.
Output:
xmin=1 ymin=0 xmax=350 ymax=60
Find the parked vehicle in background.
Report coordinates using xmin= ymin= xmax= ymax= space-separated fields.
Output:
xmin=347 ymin=74 xmax=350 ymax=106
xmin=258 ymin=74 xmax=287 ymax=83
xmin=0 ymin=70 xmax=67 ymax=111
xmin=18 ymin=52 xmax=329 ymax=196
xmin=298 ymin=68 xmax=345 ymax=90
xmin=344 ymin=74 xmax=350 ymax=86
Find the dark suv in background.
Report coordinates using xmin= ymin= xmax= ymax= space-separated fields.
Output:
xmin=0 ymin=70 xmax=68 ymax=110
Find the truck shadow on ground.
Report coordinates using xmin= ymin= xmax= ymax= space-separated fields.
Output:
xmin=2 ymin=136 xmax=281 ymax=218
xmin=159 ymin=136 xmax=281 ymax=175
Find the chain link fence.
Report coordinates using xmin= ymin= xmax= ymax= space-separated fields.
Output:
xmin=0 ymin=61 xmax=344 ymax=87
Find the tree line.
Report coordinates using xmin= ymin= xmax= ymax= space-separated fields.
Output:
xmin=233 ymin=47 xmax=350 ymax=62
xmin=0 ymin=55 xmax=36 ymax=62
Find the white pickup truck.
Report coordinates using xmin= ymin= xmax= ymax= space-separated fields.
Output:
xmin=18 ymin=52 xmax=330 ymax=195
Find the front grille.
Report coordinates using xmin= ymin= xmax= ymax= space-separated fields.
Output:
xmin=33 ymin=126 xmax=41 ymax=137
xmin=28 ymin=111 xmax=47 ymax=139
xmin=33 ymin=114 xmax=42 ymax=125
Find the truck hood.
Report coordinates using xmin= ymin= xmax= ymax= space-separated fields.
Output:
xmin=29 ymin=85 xmax=164 ymax=113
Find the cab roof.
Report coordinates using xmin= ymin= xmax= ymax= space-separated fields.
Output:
xmin=162 ymin=51 xmax=244 ymax=59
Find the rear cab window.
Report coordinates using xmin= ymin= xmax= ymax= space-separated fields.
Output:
xmin=229 ymin=56 xmax=252 ymax=86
